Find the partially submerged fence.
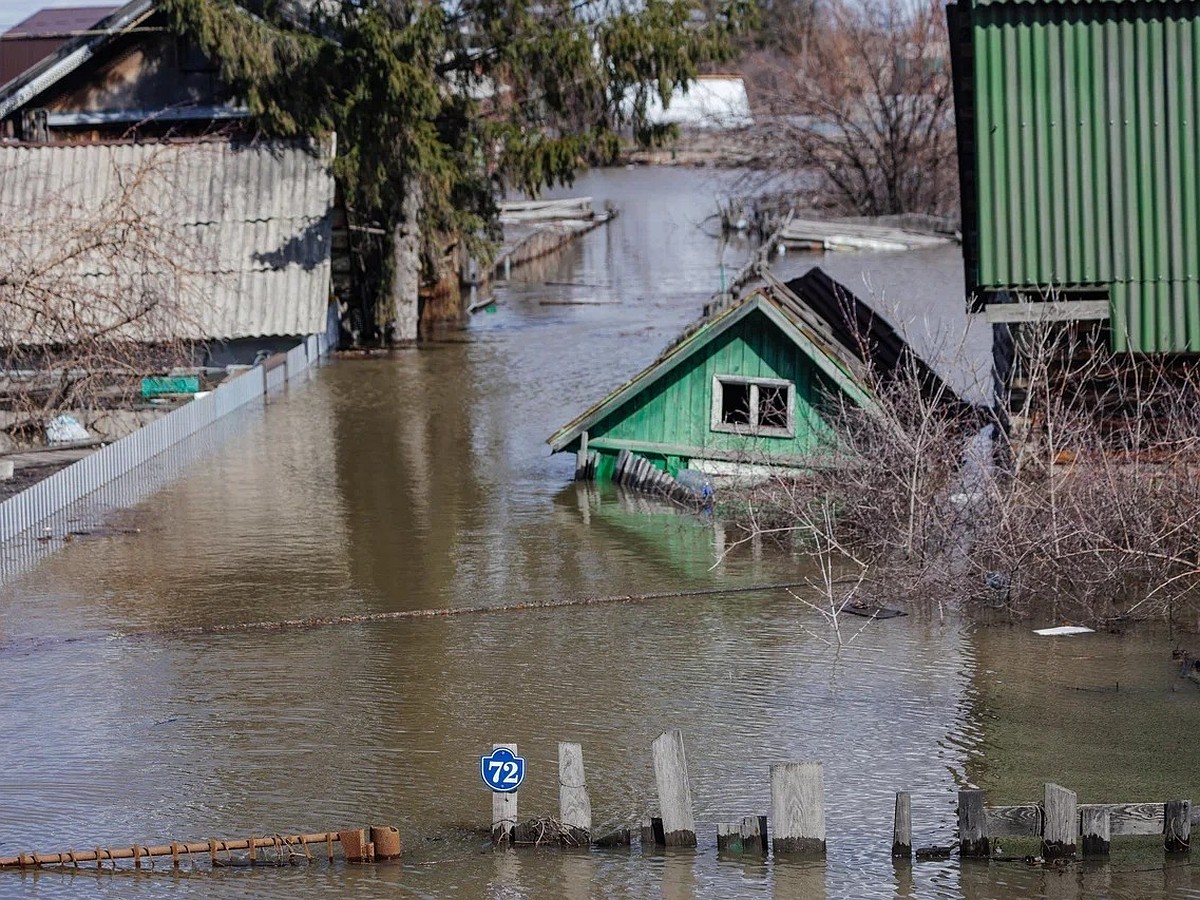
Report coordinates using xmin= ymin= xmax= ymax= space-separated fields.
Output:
xmin=0 ymin=333 xmax=330 ymax=543
xmin=485 ymin=730 xmax=1196 ymax=870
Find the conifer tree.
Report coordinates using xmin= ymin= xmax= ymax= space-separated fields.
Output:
xmin=162 ymin=0 xmax=751 ymax=339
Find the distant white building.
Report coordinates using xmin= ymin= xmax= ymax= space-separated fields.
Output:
xmin=639 ymin=75 xmax=753 ymax=131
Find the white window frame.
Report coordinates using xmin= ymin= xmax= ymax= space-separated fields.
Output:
xmin=710 ymin=375 xmax=795 ymax=438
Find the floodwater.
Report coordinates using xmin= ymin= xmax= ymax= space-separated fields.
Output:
xmin=0 ymin=167 xmax=1197 ymax=898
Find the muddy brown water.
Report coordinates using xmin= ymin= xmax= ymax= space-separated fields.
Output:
xmin=0 ymin=168 xmax=1197 ymax=897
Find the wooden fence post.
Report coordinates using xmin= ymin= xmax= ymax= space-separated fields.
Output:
xmin=559 ymin=742 xmax=592 ymax=846
xmin=717 ymin=824 xmax=743 ymax=853
xmin=640 ymin=817 xmax=665 ymax=848
xmin=892 ymin=792 xmax=912 ymax=859
xmin=1081 ymin=806 xmax=1110 ymax=857
xmin=742 ymin=815 xmax=768 ymax=855
xmin=1042 ymin=783 xmax=1077 ymax=860
xmin=958 ymin=789 xmax=989 ymax=858
xmin=1165 ymin=800 xmax=1191 ymax=853
xmin=652 ymin=731 xmax=697 ymax=847
xmin=770 ymin=762 xmax=826 ymax=856
xmin=492 ymin=743 xmax=518 ymax=845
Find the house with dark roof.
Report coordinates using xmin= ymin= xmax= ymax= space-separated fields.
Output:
xmin=0 ymin=0 xmax=244 ymax=142
xmin=548 ymin=269 xmax=966 ymax=485
xmin=0 ymin=6 xmax=118 ymax=87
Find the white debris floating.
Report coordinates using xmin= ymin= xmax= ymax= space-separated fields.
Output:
xmin=1033 ymin=625 xmax=1096 ymax=636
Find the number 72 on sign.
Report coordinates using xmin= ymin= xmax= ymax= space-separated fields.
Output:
xmin=480 ymin=746 xmax=526 ymax=792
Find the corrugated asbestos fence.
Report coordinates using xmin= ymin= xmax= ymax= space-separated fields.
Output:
xmin=0 ymin=333 xmax=329 ymax=544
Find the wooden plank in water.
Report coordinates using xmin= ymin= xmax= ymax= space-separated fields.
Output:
xmin=958 ymin=790 xmax=990 ymax=857
xmin=558 ymin=742 xmax=592 ymax=845
xmin=492 ymin=743 xmax=518 ymax=845
xmin=892 ymin=792 xmax=912 ymax=858
xmin=1079 ymin=803 xmax=1165 ymax=836
xmin=652 ymin=731 xmax=697 ymax=847
xmin=594 ymin=828 xmax=631 ymax=848
xmin=1042 ymin=784 xmax=1077 ymax=859
xmin=770 ymin=762 xmax=826 ymax=856
xmin=984 ymin=805 xmax=1041 ymax=837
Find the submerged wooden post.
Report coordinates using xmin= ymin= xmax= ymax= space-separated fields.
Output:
xmin=892 ymin=792 xmax=912 ymax=859
xmin=640 ymin=817 xmax=665 ymax=848
xmin=770 ymin=762 xmax=826 ymax=856
xmin=1165 ymin=800 xmax=1191 ymax=853
xmin=492 ymin=742 xmax=519 ymax=845
xmin=575 ymin=433 xmax=590 ymax=482
xmin=558 ymin=742 xmax=592 ymax=845
xmin=652 ymin=730 xmax=696 ymax=847
xmin=958 ymin=789 xmax=989 ymax=858
xmin=717 ymin=824 xmax=743 ymax=853
xmin=1042 ymin=783 xmax=1078 ymax=860
xmin=1081 ymin=806 xmax=1111 ymax=857
xmin=741 ymin=815 xmax=768 ymax=855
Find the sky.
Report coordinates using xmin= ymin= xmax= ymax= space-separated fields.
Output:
xmin=0 ymin=0 xmax=116 ymax=33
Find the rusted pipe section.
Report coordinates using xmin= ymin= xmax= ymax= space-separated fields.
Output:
xmin=0 ymin=827 xmax=400 ymax=869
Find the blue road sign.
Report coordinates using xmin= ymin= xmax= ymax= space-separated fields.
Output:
xmin=480 ymin=747 xmax=526 ymax=792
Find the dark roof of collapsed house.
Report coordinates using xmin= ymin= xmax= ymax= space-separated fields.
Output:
xmin=779 ymin=267 xmax=967 ymax=408
xmin=548 ymin=265 xmax=976 ymax=452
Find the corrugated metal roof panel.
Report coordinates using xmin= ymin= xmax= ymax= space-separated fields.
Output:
xmin=0 ymin=139 xmax=335 ymax=341
xmin=967 ymin=0 xmax=1200 ymax=351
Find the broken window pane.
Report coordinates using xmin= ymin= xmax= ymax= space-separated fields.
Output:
xmin=721 ymin=381 xmax=752 ymax=425
xmin=758 ymin=385 xmax=789 ymax=430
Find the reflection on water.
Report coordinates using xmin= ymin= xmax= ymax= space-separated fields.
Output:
xmin=0 ymin=167 xmax=1196 ymax=897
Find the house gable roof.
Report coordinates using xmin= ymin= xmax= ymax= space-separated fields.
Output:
xmin=0 ymin=0 xmax=153 ymax=116
xmin=546 ymin=285 xmax=876 ymax=453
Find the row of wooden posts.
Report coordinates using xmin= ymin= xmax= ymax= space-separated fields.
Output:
xmin=0 ymin=827 xmax=401 ymax=870
xmin=492 ymin=730 xmax=828 ymax=856
xmin=956 ymin=784 xmax=1192 ymax=859
xmin=497 ymin=731 xmax=1194 ymax=864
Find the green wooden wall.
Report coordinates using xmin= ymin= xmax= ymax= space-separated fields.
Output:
xmin=585 ymin=309 xmax=843 ymax=477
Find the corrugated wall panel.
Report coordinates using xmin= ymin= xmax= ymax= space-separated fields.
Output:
xmin=971 ymin=1 xmax=1200 ymax=351
xmin=0 ymin=140 xmax=335 ymax=342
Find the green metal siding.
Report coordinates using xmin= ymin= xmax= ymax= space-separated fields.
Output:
xmin=586 ymin=309 xmax=840 ymax=464
xmin=970 ymin=0 xmax=1200 ymax=351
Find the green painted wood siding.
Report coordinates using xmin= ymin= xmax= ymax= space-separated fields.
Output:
xmin=588 ymin=309 xmax=840 ymax=457
xmin=970 ymin=0 xmax=1200 ymax=351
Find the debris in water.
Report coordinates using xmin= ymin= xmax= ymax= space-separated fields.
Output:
xmin=1033 ymin=625 xmax=1095 ymax=636
xmin=842 ymin=601 xmax=907 ymax=620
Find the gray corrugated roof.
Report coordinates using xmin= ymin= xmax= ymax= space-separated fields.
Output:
xmin=0 ymin=139 xmax=335 ymax=340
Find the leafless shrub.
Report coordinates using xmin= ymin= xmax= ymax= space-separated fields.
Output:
xmin=741 ymin=0 xmax=958 ymax=217
xmin=720 ymin=313 xmax=1200 ymax=623
xmin=0 ymin=145 xmax=210 ymax=443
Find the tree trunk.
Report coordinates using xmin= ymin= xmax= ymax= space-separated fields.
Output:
xmin=382 ymin=186 xmax=422 ymax=343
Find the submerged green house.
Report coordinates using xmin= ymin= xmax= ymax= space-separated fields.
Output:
xmin=548 ymin=268 xmax=959 ymax=485
xmin=948 ymin=0 xmax=1200 ymax=354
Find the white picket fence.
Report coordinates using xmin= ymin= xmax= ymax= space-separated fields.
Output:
xmin=0 ymin=333 xmax=330 ymax=543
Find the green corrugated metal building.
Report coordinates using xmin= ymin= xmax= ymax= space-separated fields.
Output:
xmin=547 ymin=283 xmax=876 ymax=482
xmin=949 ymin=0 xmax=1200 ymax=352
